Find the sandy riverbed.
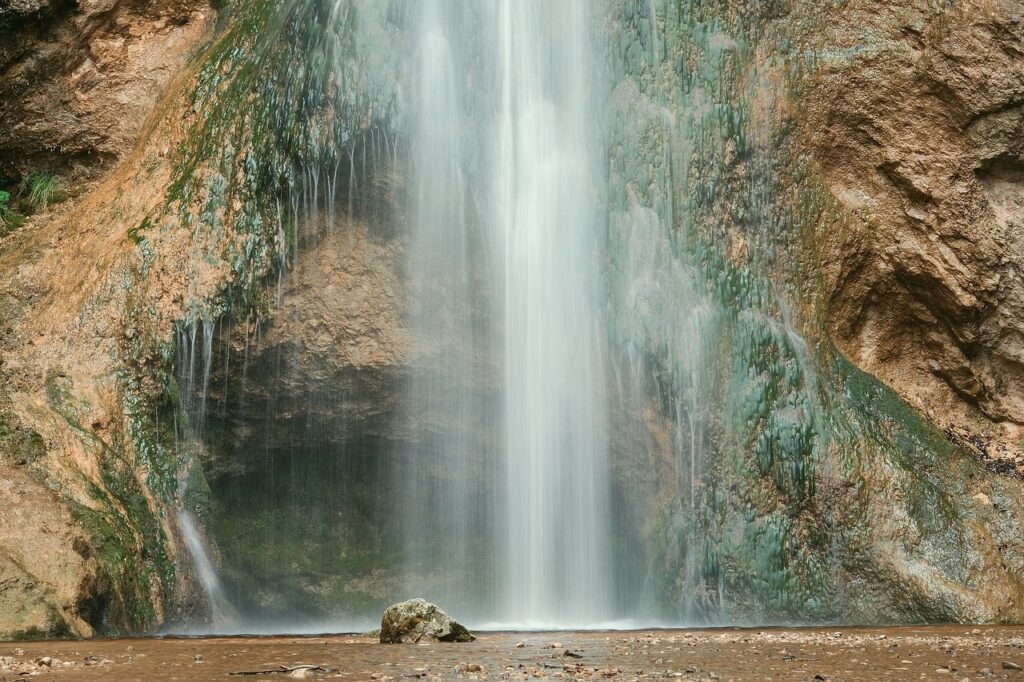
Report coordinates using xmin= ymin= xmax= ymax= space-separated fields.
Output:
xmin=1 ymin=627 xmax=1023 ymax=681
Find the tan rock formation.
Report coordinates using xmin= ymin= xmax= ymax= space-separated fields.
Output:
xmin=0 ymin=0 xmax=213 ymax=182
xmin=806 ymin=0 xmax=1024 ymax=457
xmin=0 ymin=0 xmax=215 ymax=637
xmin=0 ymin=0 xmax=1022 ymax=636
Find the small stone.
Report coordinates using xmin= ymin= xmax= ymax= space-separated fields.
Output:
xmin=1003 ymin=661 xmax=1023 ymax=671
xmin=463 ymin=663 xmax=483 ymax=673
xmin=36 ymin=657 xmax=51 ymax=667
xmin=979 ymin=668 xmax=994 ymax=677
xmin=515 ymin=641 xmax=525 ymax=648
xmin=548 ymin=642 xmax=563 ymax=649
xmin=193 ymin=654 xmax=204 ymax=662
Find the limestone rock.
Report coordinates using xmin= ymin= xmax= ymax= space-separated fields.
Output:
xmin=806 ymin=0 xmax=1024 ymax=453
xmin=0 ymin=0 xmax=215 ymax=183
xmin=379 ymin=599 xmax=474 ymax=644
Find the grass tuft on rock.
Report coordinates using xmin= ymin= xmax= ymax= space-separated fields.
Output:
xmin=18 ymin=170 xmax=63 ymax=213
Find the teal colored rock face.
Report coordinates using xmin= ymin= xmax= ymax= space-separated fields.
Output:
xmin=604 ymin=0 xmax=1024 ymax=624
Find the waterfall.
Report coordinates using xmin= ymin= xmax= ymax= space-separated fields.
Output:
xmin=176 ymin=510 xmax=236 ymax=628
xmin=492 ymin=1 xmax=611 ymax=627
xmin=400 ymin=0 xmax=494 ymax=614
xmin=404 ymin=0 xmax=612 ymax=627
xmin=175 ymin=0 xmax=621 ymax=631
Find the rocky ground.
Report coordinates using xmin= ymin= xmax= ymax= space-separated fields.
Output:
xmin=3 ymin=627 xmax=1024 ymax=681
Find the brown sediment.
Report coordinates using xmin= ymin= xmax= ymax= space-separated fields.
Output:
xmin=2 ymin=627 xmax=1024 ymax=680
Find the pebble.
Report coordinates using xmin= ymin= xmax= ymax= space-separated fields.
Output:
xmin=515 ymin=641 xmax=525 ymax=648
xmin=1003 ymin=661 xmax=1022 ymax=671
xmin=194 ymin=653 xmax=204 ymax=662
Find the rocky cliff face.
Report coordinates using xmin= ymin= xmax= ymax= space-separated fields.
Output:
xmin=0 ymin=0 xmax=212 ymax=183
xmin=605 ymin=0 xmax=1024 ymax=623
xmin=0 ymin=0 xmax=1023 ymax=637
xmin=0 ymin=0 xmax=214 ymax=638
xmin=808 ymin=0 xmax=1024 ymax=468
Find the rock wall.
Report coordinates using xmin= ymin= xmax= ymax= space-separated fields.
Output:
xmin=0 ymin=0 xmax=213 ymax=183
xmin=605 ymin=0 xmax=1024 ymax=623
xmin=0 ymin=0 xmax=215 ymax=638
xmin=807 ymin=0 xmax=1024 ymax=464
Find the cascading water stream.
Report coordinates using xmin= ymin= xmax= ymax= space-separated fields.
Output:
xmin=492 ymin=1 xmax=612 ymax=627
xmin=403 ymin=0 xmax=612 ymax=627
xmin=399 ymin=0 xmax=494 ymax=614
xmin=166 ymin=0 xmax=897 ymax=633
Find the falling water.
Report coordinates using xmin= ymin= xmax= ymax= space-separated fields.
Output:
xmin=492 ymin=1 xmax=611 ymax=626
xmin=176 ymin=510 xmax=236 ymax=627
xmin=174 ymin=318 xmax=238 ymax=629
xmin=177 ymin=0 xmax=619 ymax=630
xmin=399 ymin=0 xmax=494 ymax=614
xmin=403 ymin=0 xmax=612 ymax=626
xmin=169 ymin=0 xmax=868 ymax=632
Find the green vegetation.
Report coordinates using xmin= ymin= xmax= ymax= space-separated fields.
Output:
xmin=44 ymin=369 xmax=177 ymax=634
xmin=0 ymin=190 xmax=24 ymax=232
xmin=17 ymin=170 xmax=62 ymax=213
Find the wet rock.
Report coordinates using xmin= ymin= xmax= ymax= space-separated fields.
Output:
xmin=1002 ymin=661 xmax=1022 ymax=671
xmin=379 ymin=599 xmax=474 ymax=644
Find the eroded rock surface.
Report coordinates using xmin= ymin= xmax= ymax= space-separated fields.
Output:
xmin=0 ymin=0 xmax=214 ymax=182
xmin=807 ymin=0 xmax=1024 ymax=456
xmin=0 ymin=464 xmax=106 ymax=640
xmin=0 ymin=0 xmax=215 ymax=638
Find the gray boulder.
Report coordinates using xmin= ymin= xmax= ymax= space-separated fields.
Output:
xmin=379 ymin=598 xmax=474 ymax=644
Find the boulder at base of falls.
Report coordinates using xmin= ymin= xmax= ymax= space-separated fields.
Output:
xmin=379 ymin=599 xmax=475 ymax=644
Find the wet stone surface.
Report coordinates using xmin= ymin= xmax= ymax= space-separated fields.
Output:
xmin=2 ymin=627 xmax=1024 ymax=680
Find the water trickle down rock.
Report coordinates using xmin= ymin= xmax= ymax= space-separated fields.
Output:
xmin=379 ymin=599 xmax=474 ymax=644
